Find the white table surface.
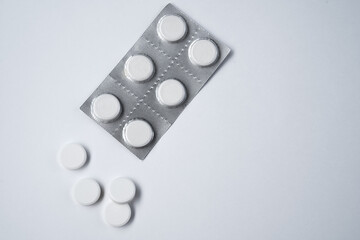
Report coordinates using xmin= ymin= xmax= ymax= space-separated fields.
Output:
xmin=1 ymin=0 xmax=360 ymax=239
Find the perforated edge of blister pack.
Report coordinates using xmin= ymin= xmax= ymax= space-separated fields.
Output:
xmin=80 ymin=3 xmax=231 ymax=159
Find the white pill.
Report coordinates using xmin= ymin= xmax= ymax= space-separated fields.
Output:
xmin=91 ymin=94 xmax=121 ymax=123
xmin=109 ymin=178 xmax=136 ymax=204
xmin=156 ymin=79 xmax=187 ymax=107
xmin=188 ymin=39 xmax=219 ymax=67
xmin=58 ymin=143 xmax=87 ymax=170
xmin=157 ymin=15 xmax=187 ymax=42
xmin=72 ymin=178 xmax=101 ymax=206
xmin=124 ymin=55 xmax=155 ymax=82
xmin=122 ymin=119 xmax=154 ymax=148
xmin=104 ymin=202 xmax=131 ymax=227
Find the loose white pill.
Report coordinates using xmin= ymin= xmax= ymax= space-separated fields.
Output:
xmin=58 ymin=143 xmax=87 ymax=170
xmin=109 ymin=178 xmax=136 ymax=204
xmin=72 ymin=178 xmax=101 ymax=206
xmin=104 ymin=202 xmax=131 ymax=227
xmin=156 ymin=79 xmax=187 ymax=107
xmin=124 ymin=55 xmax=155 ymax=82
xmin=188 ymin=39 xmax=219 ymax=67
xmin=122 ymin=119 xmax=154 ymax=148
xmin=157 ymin=15 xmax=187 ymax=42
xmin=91 ymin=94 xmax=121 ymax=123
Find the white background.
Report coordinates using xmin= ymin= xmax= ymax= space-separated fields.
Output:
xmin=1 ymin=0 xmax=360 ymax=239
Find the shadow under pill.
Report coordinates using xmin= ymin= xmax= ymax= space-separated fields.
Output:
xmin=82 ymin=145 xmax=91 ymax=169
xmin=125 ymin=181 xmax=141 ymax=225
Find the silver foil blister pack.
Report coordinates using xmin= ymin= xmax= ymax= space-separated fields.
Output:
xmin=80 ymin=3 xmax=231 ymax=159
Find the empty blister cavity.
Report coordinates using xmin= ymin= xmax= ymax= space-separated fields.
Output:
xmin=157 ymin=15 xmax=187 ymax=42
xmin=156 ymin=79 xmax=187 ymax=107
xmin=104 ymin=202 xmax=131 ymax=227
xmin=72 ymin=178 xmax=101 ymax=206
xmin=122 ymin=119 xmax=154 ymax=148
xmin=124 ymin=55 xmax=155 ymax=82
xmin=91 ymin=94 xmax=122 ymax=123
xmin=109 ymin=177 xmax=136 ymax=204
xmin=58 ymin=143 xmax=87 ymax=170
xmin=188 ymin=39 xmax=219 ymax=67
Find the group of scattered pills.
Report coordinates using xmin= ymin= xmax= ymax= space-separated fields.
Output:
xmin=58 ymin=143 xmax=137 ymax=227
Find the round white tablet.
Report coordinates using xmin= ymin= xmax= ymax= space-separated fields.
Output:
xmin=124 ymin=55 xmax=155 ymax=82
xmin=122 ymin=119 xmax=154 ymax=148
xmin=58 ymin=143 xmax=87 ymax=170
xmin=109 ymin=177 xmax=136 ymax=204
xmin=157 ymin=15 xmax=187 ymax=42
xmin=91 ymin=94 xmax=121 ymax=123
xmin=156 ymin=79 xmax=187 ymax=107
xmin=72 ymin=178 xmax=101 ymax=206
xmin=104 ymin=202 xmax=131 ymax=227
xmin=188 ymin=39 xmax=219 ymax=67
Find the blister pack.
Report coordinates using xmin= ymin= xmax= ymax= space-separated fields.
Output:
xmin=80 ymin=3 xmax=231 ymax=159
